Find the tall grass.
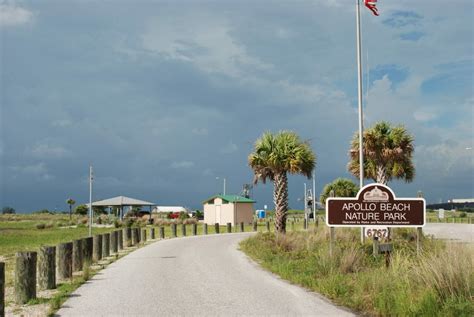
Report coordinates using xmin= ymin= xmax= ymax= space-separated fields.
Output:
xmin=240 ymin=228 xmax=473 ymax=316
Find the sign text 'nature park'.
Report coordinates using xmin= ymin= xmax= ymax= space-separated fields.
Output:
xmin=326 ymin=184 xmax=425 ymax=227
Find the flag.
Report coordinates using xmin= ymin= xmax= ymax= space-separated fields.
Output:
xmin=364 ymin=0 xmax=379 ymax=16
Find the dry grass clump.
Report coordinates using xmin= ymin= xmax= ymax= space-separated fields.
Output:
xmin=414 ymin=243 xmax=473 ymax=301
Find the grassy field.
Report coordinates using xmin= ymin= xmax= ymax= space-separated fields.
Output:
xmin=240 ymin=228 xmax=473 ymax=317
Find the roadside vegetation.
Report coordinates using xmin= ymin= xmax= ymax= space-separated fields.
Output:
xmin=240 ymin=228 xmax=473 ymax=317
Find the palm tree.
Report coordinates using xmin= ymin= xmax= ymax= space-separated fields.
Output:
xmin=348 ymin=121 xmax=415 ymax=185
xmin=249 ymin=131 xmax=316 ymax=233
xmin=320 ymin=178 xmax=359 ymax=204
xmin=66 ymin=198 xmax=76 ymax=220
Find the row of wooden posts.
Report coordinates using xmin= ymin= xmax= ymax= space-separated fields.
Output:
xmin=0 ymin=221 xmax=275 ymax=316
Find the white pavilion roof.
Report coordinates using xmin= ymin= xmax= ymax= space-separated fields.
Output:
xmin=91 ymin=196 xmax=155 ymax=206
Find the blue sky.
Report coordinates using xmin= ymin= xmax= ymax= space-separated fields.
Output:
xmin=1 ymin=0 xmax=473 ymax=212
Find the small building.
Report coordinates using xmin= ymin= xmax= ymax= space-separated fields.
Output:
xmin=203 ymin=194 xmax=255 ymax=225
xmin=152 ymin=206 xmax=194 ymax=217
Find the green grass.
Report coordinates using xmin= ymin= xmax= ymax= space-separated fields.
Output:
xmin=0 ymin=214 xmax=117 ymax=286
xmin=240 ymin=228 xmax=473 ymax=317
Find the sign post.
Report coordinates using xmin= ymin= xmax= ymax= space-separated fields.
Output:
xmin=326 ymin=184 xmax=426 ymax=256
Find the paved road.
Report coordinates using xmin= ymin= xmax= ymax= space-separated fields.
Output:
xmin=57 ymin=233 xmax=353 ymax=316
xmin=423 ymin=223 xmax=473 ymax=243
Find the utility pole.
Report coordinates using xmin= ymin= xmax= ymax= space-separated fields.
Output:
xmin=89 ymin=165 xmax=93 ymax=237
xmin=356 ymin=0 xmax=365 ymax=243
xmin=312 ymin=172 xmax=316 ymax=221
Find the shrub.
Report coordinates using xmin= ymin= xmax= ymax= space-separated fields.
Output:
xmin=2 ymin=206 xmax=15 ymax=214
xmin=114 ymin=219 xmax=122 ymax=228
xmin=75 ymin=205 xmax=88 ymax=215
xmin=45 ymin=221 xmax=54 ymax=229
xmin=33 ymin=209 xmax=53 ymax=214
xmin=36 ymin=223 xmax=46 ymax=229
xmin=459 ymin=212 xmax=467 ymax=218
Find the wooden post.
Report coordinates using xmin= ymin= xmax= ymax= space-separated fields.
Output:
xmin=192 ymin=223 xmax=197 ymax=236
xmin=38 ymin=246 xmax=56 ymax=290
xmin=82 ymin=237 xmax=93 ymax=266
xmin=123 ymin=228 xmax=131 ymax=247
xmin=416 ymin=227 xmax=423 ymax=255
xmin=253 ymin=221 xmax=257 ymax=232
xmin=141 ymin=228 xmax=147 ymax=243
xmin=266 ymin=221 xmax=270 ymax=232
xmin=181 ymin=224 xmax=187 ymax=237
xmin=329 ymin=227 xmax=335 ymax=257
xmin=110 ymin=231 xmax=118 ymax=254
xmin=102 ymin=233 xmax=110 ymax=257
xmin=203 ymin=223 xmax=208 ymax=235
xmin=150 ymin=228 xmax=155 ymax=240
xmin=118 ymin=229 xmax=123 ymax=250
xmin=132 ymin=228 xmax=139 ymax=245
xmin=372 ymin=237 xmax=379 ymax=257
xmin=137 ymin=227 xmax=142 ymax=243
xmin=240 ymin=222 xmax=244 ymax=232
xmin=93 ymin=235 xmax=102 ymax=262
xmin=0 ymin=262 xmax=4 ymax=317
xmin=159 ymin=226 xmax=165 ymax=239
xmin=227 ymin=223 xmax=232 ymax=233
xmin=57 ymin=242 xmax=73 ymax=280
xmin=72 ymin=239 xmax=83 ymax=272
xmin=15 ymin=252 xmax=37 ymax=304
xmin=304 ymin=218 xmax=308 ymax=230
xmin=291 ymin=221 xmax=295 ymax=231
xmin=215 ymin=223 xmax=220 ymax=234
xmin=171 ymin=223 xmax=177 ymax=238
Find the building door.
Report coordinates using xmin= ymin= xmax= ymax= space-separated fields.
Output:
xmin=215 ymin=205 xmax=221 ymax=224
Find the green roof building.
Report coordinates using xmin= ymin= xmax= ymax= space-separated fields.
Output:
xmin=203 ymin=194 xmax=256 ymax=225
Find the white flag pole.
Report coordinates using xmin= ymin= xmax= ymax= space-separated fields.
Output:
xmin=89 ymin=165 xmax=93 ymax=237
xmin=356 ymin=0 xmax=365 ymax=243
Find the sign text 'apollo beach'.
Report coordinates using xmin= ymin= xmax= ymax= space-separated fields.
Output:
xmin=326 ymin=184 xmax=425 ymax=227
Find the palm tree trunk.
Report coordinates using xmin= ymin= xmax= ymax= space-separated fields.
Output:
xmin=376 ymin=165 xmax=388 ymax=185
xmin=273 ymin=172 xmax=288 ymax=233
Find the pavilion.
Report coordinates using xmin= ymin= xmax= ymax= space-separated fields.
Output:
xmin=91 ymin=196 xmax=155 ymax=219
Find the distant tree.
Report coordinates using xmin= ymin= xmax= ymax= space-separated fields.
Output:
xmin=2 ymin=206 xmax=16 ymax=214
xmin=249 ymin=130 xmax=316 ymax=233
xmin=348 ymin=121 xmax=415 ymax=185
xmin=33 ymin=209 xmax=52 ymax=214
xmin=320 ymin=178 xmax=359 ymax=204
xmin=66 ymin=198 xmax=76 ymax=220
xmin=75 ymin=204 xmax=89 ymax=215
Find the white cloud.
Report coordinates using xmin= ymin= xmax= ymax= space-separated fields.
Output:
xmin=0 ymin=2 xmax=33 ymax=27
xmin=192 ymin=127 xmax=208 ymax=135
xmin=220 ymin=142 xmax=238 ymax=154
xmin=170 ymin=161 xmax=195 ymax=169
xmin=141 ymin=13 xmax=272 ymax=77
xmin=9 ymin=162 xmax=53 ymax=180
xmin=413 ymin=109 xmax=437 ymax=122
xmin=29 ymin=141 xmax=71 ymax=159
xmin=52 ymin=119 xmax=72 ymax=127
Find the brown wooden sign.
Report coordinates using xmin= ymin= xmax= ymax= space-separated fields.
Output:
xmin=326 ymin=183 xmax=425 ymax=227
